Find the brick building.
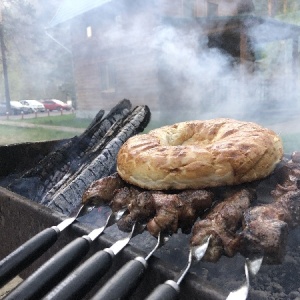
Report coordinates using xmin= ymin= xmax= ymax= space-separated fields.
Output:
xmin=49 ymin=0 xmax=300 ymax=121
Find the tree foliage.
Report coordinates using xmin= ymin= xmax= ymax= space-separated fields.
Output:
xmin=0 ymin=0 xmax=75 ymax=103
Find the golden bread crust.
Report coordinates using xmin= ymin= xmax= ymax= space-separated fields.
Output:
xmin=117 ymin=118 xmax=283 ymax=190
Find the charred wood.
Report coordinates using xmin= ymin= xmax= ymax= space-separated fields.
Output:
xmin=45 ymin=105 xmax=151 ymax=214
xmin=7 ymin=99 xmax=133 ymax=201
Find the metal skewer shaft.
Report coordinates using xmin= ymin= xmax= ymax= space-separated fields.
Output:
xmin=226 ymin=256 xmax=263 ymax=300
xmin=42 ymin=222 xmax=142 ymax=300
xmin=0 ymin=204 xmax=93 ymax=288
xmin=90 ymin=232 xmax=169 ymax=300
xmin=145 ymin=236 xmax=211 ymax=300
xmin=5 ymin=208 xmax=125 ymax=300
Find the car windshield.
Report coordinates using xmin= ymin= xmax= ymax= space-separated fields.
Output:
xmin=10 ymin=101 xmax=22 ymax=107
xmin=25 ymin=100 xmax=42 ymax=105
xmin=52 ymin=100 xmax=66 ymax=105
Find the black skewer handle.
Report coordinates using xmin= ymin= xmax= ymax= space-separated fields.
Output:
xmin=5 ymin=236 xmax=91 ymax=300
xmin=0 ymin=227 xmax=59 ymax=288
xmin=91 ymin=256 xmax=147 ymax=300
xmin=145 ymin=281 xmax=180 ymax=300
xmin=43 ymin=249 xmax=114 ymax=300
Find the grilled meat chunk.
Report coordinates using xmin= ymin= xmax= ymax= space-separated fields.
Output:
xmin=147 ymin=190 xmax=214 ymax=236
xmin=115 ymin=188 xmax=213 ymax=236
xmin=240 ymin=190 xmax=300 ymax=264
xmin=112 ymin=186 xmax=142 ymax=213
xmin=240 ymin=156 xmax=300 ymax=264
xmin=190 ymin=188 xmax=255 ymax=262
xmin=117 ymin=191 xmax=156 ymax=231
xmin=271 ymin=159 xmax=300 ymax=199
xmin=82 ymin=173 xmax=125 ymax=205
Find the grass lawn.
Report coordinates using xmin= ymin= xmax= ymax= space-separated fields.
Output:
xmin=11 ymin=114 xmax=92 ymax=128
xmin=0 ymin=114 xmax=92 ymax=145
xmin=281 ymin=133 xmax=300 ymax=154
xmin=0 ymin=125 xmax=78 ymax=145
xmin=0 ymin=114 xmax=299 ymax=154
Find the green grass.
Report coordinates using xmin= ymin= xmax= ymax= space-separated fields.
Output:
xmin=12 ymin=114 xmax=92 ymax=128
xmin=281 ymin=133 xmax=300 ymax=154
xmin=0 ymin=125 xmax=78 ymax=145
xmin=0 ymin=115 xmax=299 ymax=154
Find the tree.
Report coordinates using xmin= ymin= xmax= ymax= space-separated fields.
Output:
xmin=0 ymin=0 xmax=75 ymax=110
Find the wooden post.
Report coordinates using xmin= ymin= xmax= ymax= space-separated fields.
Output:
xmin=268 ymin=0 xmax=277 ymax=17
xmin=283 ymin=0 xmax=287 ymax=14
xmin=292 ymin=36 xmax=299 ymax=78
xmin=240 ymin=29 xmax=255 ymax=73
xmin=292 ymin=36 xmax=299 ymax=106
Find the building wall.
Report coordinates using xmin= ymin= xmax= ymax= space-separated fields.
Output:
xmin=70 ymin=0 xmax=254 ymax=118
xmin=71 ymin=1 xmax=161 ymax=117
xmin=160 ymin=0 xmax=252 ymax=18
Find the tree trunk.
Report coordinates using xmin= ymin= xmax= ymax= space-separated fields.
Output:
xmin=0 ymin=22 xmax=11 ymax=112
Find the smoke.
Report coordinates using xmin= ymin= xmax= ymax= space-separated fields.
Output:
xmin=151 ymin=24 xmax=244 ymax=119
xmin=153 ymin=23 xmax=299 ymax=124
xmin=99 ymin=8 xmax=300 ymax=126
xmin=66 ymin=2 xmax=298 ymax=129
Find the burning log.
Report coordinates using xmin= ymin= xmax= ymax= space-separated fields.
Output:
xmin=5 ymin=100 xmax=150 ymax=215
xmin=6 ymin=100 xmax=132 ymax=201
xmin=44 ymin=105 xmax=150 ymax=214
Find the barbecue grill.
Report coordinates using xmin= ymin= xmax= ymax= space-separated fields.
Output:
xmin=1 ymin=142 xmax=300 ymax=299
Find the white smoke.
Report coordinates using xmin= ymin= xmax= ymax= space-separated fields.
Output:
xmin=82 ymin=3 xmax=300 ymax=128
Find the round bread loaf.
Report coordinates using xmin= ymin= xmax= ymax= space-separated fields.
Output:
xmin=117 ymin=118 xmax=283 ymax=190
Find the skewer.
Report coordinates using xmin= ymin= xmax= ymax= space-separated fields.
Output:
xmin=4 ymin=207 xmax=126 ymax=300
xmin=90 ymin=231 xmax=170 ymax=300
xmin=145 ymin=235 xmax=211 ymax=300
xmin=0 ymin=203 xmax=94 ymax=288
xmin=226 ymin=256 xmax=263 ymax=300
xmin=42 ymin=221 xmax=145 ymax=300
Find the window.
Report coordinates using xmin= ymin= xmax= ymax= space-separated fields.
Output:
xmin=99 ymin=62 xmax=116 ymax=92
xmin=207 ymin=2 xmax=218 ymax=17
xmin=86 ymin=26 xmax=92 ymax=38
xmin=182 ymin=0 xmax=195 ymax=17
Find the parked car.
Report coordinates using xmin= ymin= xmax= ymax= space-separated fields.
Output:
xmin=20 ymin=100 xmax=46 ymax=112
xmin=0 ymin=101 xmax=34 ymax=115
xmin=10 ymin=101 xmax=34 ymax=114
xmin=41 ymin=99 xmax=72 ymax=111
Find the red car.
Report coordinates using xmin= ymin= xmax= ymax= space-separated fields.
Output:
xmin=41 ymin=99 xmax=72 ymax=111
